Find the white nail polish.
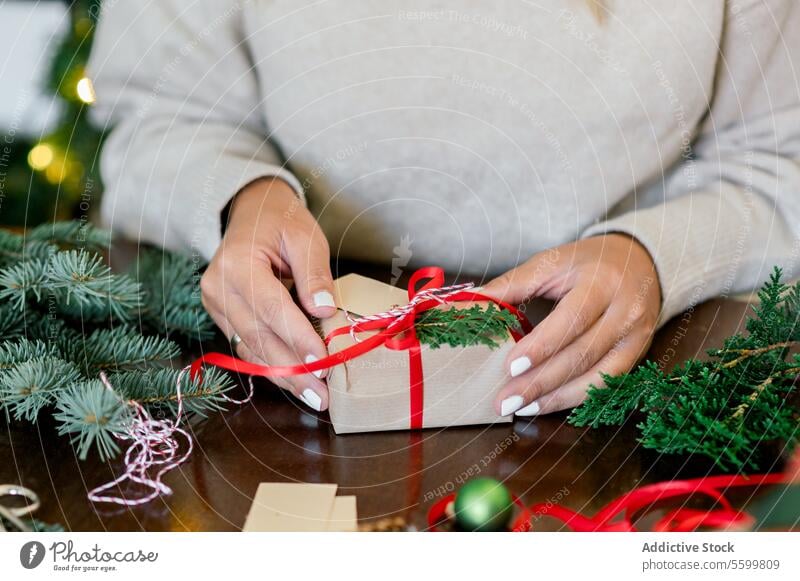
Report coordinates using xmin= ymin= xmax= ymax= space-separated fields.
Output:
xmin=305 ymin=354 xmax=324 ymax=378
xmin=509 ymin=356 xmax=532 ymax=377
xmin=515 ymin=400 xmax=541 ymax=416
xmin=313 ymin=291 xmax=336 ymax=309
xmin=300 ymin=388 xmax=322 ymax=412
xmin=500 ymin=395 xmax=524 ymax=416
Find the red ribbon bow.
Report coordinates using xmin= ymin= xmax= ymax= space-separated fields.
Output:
xmin=191 ymin=266 xmax=532 ymax=429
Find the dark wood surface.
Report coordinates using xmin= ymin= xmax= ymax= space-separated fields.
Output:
xmin=0 ymin=262 xmax=775 ymax=531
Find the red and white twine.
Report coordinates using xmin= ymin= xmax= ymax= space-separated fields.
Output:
xmin=344 ymin=282 xmax=475 ymax=341
xmin=88 ymin=366 xmax=254 ymax=506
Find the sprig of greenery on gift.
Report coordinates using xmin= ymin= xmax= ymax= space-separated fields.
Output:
xmin=414 ymin=303 xmax=520 ymax=349
xmin=0 ymin=221 xmax=233 ymax=461
xmin=570 ymin=267 xmax=800 ymax=473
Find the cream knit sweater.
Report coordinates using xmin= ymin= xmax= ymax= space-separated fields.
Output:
xmin=89 ymin=0 xmax=800 ymax=322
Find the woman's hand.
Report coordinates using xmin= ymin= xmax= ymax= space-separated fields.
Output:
xmin=482 ymin=234 xmax=661 ymax=417
xmin=200 ymin=178 xmax=335 ymax=411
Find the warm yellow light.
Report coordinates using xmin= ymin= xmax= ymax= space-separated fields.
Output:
xmin=28 ymin=144 xmax=55 ymax=171
xmin=45 ymin=157 xmax=69 ymax=184
xmin=76 ymin=77 xmax=96 ymax=104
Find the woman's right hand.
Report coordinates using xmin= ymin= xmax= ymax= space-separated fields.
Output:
xmin=200 ymin=177 xmax=336 ymax=411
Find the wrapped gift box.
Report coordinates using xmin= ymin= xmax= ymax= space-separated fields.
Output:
xmin=320 ymin=273 xmax=515 ymax=434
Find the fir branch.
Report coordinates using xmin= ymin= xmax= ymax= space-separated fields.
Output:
xmin=0 ymin=249 xmax=143 ymax=320
xmin=0 ymin=302 xmax=28 ymax=339
xmin=53 ymin=379 xmax=134 ymax=461
xmin=0 ymin=338 xmax=58 ymax=369
xmin=0 ymin=516 xmax=65 ymax=533
xmin=0 ymin=221 xmax=232 ymax=463
xmin=0 ymin=258 xmax=48 ymax=308
xmin=63 ymin=326 xmax=180 ymax=373
xmin=0 ymin=230 xmax=55 ymax=268
xmin=20 ymin=308 xmax=83 ymax=347
xmin=132 ymin=248 xmax=215 ymax=341
xmin=25 ymin=221 xmax=111 ymax=252
xmin=414 ymin=304 xmax=519 ymax=349
xmin=25 ymin=519 xmax=65 ymax=533
xmin=0 ymin=357 xmax=82 ymax=421
xmin=45 ymin=250 xmax=143 ymax=320
xmin=52 ymin=367 xmax=235 ymax=461
xmin=107 ymin=366 xmax=235 ymax=417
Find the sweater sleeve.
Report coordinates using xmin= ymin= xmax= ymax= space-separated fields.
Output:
xmin=582 ymin=0 xmax=800 ymax=324
xmin=87 ymin=0 xmax=304 ymax=260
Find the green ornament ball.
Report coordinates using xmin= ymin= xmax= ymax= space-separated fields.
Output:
xmin=453 ymin=477 xmax=513 ymax=531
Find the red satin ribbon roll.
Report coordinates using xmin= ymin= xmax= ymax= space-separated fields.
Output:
xmin=190 ymin=266 xmax=532 ymax=429
xmin=427 ymin=472 xmax=791 ymax=532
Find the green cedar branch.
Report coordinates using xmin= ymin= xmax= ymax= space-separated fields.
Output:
xmin=414 ymin=303 xmax=520 ymax=349
xmin=569 ymin=267 xmax=800 ymax=473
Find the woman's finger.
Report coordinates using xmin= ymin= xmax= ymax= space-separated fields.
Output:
xmin=480 ymin=247 xmax=563 ymax=305
xmin=231 ymin=258 xmax=330 ymax=368
xmin=516 ymin=331 xmax=651 ymax=416
xmin=202 ymin=300 xmax=292 ymax=394
xmin=282 ymin=224 xmax=337 ymax=319
xmin=204 ymin=299 xmax=329 ymax=411
xmin=502 ymin=284 xmax=611 ymax=379
xmin=220 ymin=294 xmax=329 ymax=409
xmin=494 ymin=308 xmax=627 ymax=415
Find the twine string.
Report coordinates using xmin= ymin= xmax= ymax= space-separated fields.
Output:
xmin=344 ymin=282 xmax=475 ymax=342
xmin=88 ymin=366 xmax=254 ymax=506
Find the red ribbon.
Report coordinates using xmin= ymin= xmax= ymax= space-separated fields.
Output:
xmin=190 ymin=266 xmax=532 ymax=429
xmin=427 ymin=472 xmax=791 ymax=532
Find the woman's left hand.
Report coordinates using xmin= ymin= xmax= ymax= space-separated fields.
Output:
xmin=481 ymin=234 xmax=662 ymax=417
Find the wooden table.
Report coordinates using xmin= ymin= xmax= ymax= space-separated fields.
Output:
xmin=0 ymin=263 xmax=771 ymax=531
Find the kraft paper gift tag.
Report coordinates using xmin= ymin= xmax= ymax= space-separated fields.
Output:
xmin=243 ymin=483 xmax=358 ymax=532
xmin=321 ymin=274 xmax=513 ymax=434
xmin=326 ymin=496 xmax=358 ymax=532
xmin=243 ymin=483 xmax=338 ymax=532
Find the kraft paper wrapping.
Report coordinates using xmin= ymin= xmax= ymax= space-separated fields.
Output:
xmin=320 ymin=274 xmax=513 ymax=434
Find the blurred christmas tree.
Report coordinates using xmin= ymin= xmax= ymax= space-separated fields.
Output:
xmin=1 ymin=0 xmax=103 ymax=227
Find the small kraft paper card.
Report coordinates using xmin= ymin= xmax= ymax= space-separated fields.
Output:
xmin=242 ymin=483 xmax=357 ymax=532
xmin=320 ymin=273 xmax=515 ymax=434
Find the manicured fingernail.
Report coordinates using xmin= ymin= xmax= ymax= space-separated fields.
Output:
xmin=300 ymin=388 xmax=322 ymax=412
xmin=515 ymin=400 xmax=540 ymax=416
xmin=500 ymin=395 xmax=524 ymax=416
xmin=510 ymin=356 xmax=532 ymax=377
xmin=305 ymin=354 xmax=324 ymax=378
xmin=313 ymin=291 xmax=336 ymax=308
